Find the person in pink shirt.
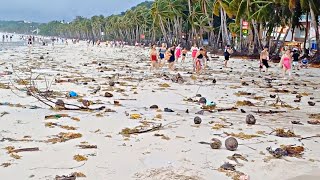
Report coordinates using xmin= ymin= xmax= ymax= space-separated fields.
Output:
xmin=280 ymin=49 xmax=292 ymax=79
xmin=191 ymin=44 xmax=198 ymax=71
xmin=175 ymin=44 xmax=182 ymax=62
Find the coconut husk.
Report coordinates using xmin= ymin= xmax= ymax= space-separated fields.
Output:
xmin=236 ymin=101 xmax=255 ymax=106
xmin=224 ymin=132 xmax=260 ymax=139
xmin=275 ymin=129 xmax=297 ymax=137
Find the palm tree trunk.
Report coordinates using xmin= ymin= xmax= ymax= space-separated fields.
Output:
xmin=276 ymin=26 xmax=290 ymax=56
xmin=239 ymin=18 xmax=243 ymax=52
xmin=304 ymin=12 xmax=309 ymax=52
xmin=309 ymin=5 xmax=320 ymax=54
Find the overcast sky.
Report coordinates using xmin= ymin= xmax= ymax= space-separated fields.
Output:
xmin=0 ymin=0 xmax=148 ymax=22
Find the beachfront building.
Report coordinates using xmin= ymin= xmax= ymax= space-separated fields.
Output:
xmin=271 ymin=15 xmax=319 ymax=51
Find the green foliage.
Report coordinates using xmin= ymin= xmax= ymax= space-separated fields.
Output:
xmin=0 ymin=21 xmax=40 ymax=34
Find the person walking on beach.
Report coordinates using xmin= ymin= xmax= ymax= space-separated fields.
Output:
xmin=224 ymin=45 xmax=233 ymax=68
xmin=168 ymin=45 xmax=176 ymax=71
xmin=175 ymin=44 xmax=182 ymax=63
xmin=292 ymin=49 xmax=300 ymax=70
xmin=279 ymin=49 xmax=293 ymax=79
xmin=150 ymin=44 xmax=159 ymax=71
xmin=259 ymin=46 xmax=270 ymax=73
xmin=181 ymin=48 xmax=188 ymax=63
xmin=159 ymin=43 xmax=167 ymax=68
xmin=191 ymin=44 xmax=198 ymax=62
xmin=195 ymin=48 xmax=205 ymax=74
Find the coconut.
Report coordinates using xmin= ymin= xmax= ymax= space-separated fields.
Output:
xmin=104 ymin=92 xmax=113 ymax=97
xmin=246 ymin=114 xmax=256 ymax=125
xmin=55 ymin=99 xmax=65 ymax=108
xmin=210 ymin=138 xmax=222 ymax=149
xmin=150 ymin=105 xmax=159 ymax=109
xmin=82 ymin=100 xmax=90 ymax=107
xmin=199 ymin=97 xmax=207 ymax=104
xmin=225 ymin=137 xmax=238 ymax=151
xmin=109 ymin=81 xmax=115 ymax=87
xmin=194 ymin=116 xmax=202 ymax=124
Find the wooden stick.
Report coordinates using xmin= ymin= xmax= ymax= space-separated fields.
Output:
xmin=252 ymin=110 xmax=286 ymax=114
xmin=11 ymin=147 xmax=40 ymax=153
xmin=298 ymin=135 xmax=320 ymax=141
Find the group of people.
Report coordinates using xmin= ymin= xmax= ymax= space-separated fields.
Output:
xmin=2 ymin=34 xmax=13 ymax=42
xmin=149 ymin=43 xmax=211 ymax=73
xmin=259 ymin=46 xmax=309 ymax=79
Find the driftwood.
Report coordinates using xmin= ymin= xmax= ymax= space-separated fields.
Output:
xmin=252 ymin=110 xmax=286 ymax=114
xmin=11 ymin=147 xmax=39 ymax=153
xmin=129 ymin=124 xmax=162 ymax=135
xmin=298 ymin=135 xmax=320 ymax=141
xmin=77 ymin=145 xmax=97 ymax=149
xmin=30 ymin=162 xmax=86 ymax=170
xmin=217 ymin=107 xmax=238 ymax=112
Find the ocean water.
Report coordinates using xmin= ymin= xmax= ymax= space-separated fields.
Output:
xmin=0 ymin=33 xmax=26 ymax=51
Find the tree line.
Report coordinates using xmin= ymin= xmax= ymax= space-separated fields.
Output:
xmin=5 ymin=0 xmax=320 ymax=56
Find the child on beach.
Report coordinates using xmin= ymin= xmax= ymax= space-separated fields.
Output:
xmin=279 ymin=49 xmax=292 ymax=79
xmin=301 ymin=58 xmax=309 ymax=68
xmin=150 ymin=44 xmax=159 ymax=71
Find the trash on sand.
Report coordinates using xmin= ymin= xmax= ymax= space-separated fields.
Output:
xmin=130 ymin=114 xmax=142 ymax=119
xmin=45 ymin=114 xmax=70 ymax=119
xmin=68 ymin=91 xmax=78 ymax=97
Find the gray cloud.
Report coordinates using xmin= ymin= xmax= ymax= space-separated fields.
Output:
xmin=0 ymin=0 xmax=148 ymax=22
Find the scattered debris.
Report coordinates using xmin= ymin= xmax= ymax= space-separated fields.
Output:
xmin=73 ymin=155 xmax=88 ymax=162
xmin=76 ymin=145 xmax=97 ymax=149
xmin=225 ymin=137 xmax=238 ymax=151
xmin=194 ymin=116 xmax=202 ymax=124
xmin=210 ymin=138 xmax=222 ymax=149
xmin=225 ymin=132 xmax=259 ymax=140
xmin=236 ymin=100 xmax=255 ymax=106
xmin=245 ymin=114 xmax=256 ymax=125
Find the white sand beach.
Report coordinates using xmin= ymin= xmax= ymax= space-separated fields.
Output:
xmin=0 ymin=42 xmax=320 ymax=180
